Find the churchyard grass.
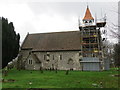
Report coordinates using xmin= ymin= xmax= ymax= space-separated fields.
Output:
xmin=2 ymin=68 xmax=119 ymax=88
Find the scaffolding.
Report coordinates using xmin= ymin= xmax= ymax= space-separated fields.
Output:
xmin=78 ymin=6 xmax=108 ymax=71
xmin=79 ymin=21 xmax=106 ymax=71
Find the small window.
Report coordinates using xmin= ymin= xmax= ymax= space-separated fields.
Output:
xmin=44 ymin=55 xmax=46 ymax=60
xmin=60 ymin=55 xmax=62 ymax=60
xmin=46 ymin=55 xmax=50 ymax=61
xmin=53 ymin=55 xmax=54 ymax=60
xmin=28 ymin=60 xmax=32 ymax=64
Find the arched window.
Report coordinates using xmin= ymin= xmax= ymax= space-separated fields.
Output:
xmin=89 ymin=20 xmax=92 ymax=23
xmin=68 ymin=58 xmax=73 ymax=64
xmin=85 ymin=21 xmax=88 ymax=23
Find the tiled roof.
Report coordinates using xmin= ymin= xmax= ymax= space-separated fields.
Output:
xmin=21 ymin=31 xmax=82 ymax=51
xmin=83 ymin=6 xmax=94 ymax=20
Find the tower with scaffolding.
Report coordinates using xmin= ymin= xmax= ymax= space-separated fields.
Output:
xmin=79 ymin=6 xmax=109 ymax=71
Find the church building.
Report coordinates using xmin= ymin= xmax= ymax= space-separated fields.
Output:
xmin=17 ymin=6 xmax=109 ymax=71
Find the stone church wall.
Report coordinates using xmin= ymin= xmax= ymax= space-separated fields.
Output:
xmin=19 ymin=50 xmax=81 ymax=70
xmin=34 ymin=51 xmax=81 ymax=70
xmin=25 ymin=54 xmax=41 ymax=70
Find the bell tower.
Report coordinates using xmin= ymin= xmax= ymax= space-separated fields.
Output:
xmin=79 ymin=6 xmax=107 ymax=71
xmin=82 ymin=6 xmax=94 ymax=25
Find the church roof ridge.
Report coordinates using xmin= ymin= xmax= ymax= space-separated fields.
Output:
xmin=29 ymin=30 xmax=80 ymax=35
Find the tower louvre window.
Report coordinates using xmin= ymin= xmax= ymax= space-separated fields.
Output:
xmin=89 ymin=20 xmax=92 ymax=23
xmin=85 ymin=21 xmax=87 ymax=23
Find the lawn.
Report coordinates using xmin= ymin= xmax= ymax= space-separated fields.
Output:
xmin=1 ymin=68 xmax=119 ymax=88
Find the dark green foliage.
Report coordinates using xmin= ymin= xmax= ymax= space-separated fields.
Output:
xmin=113 ymin=43 xmax=120 ymax=67
xmin=2 ymin=17 xmax=20 ymax=68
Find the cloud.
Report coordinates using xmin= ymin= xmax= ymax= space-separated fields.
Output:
xmin=0 ymin=2 xmax=118 ymax=44
xmin=0 ymin=3 xmax=35 ymax=42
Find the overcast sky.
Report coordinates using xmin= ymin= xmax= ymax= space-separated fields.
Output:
xmin=0 ymin=0 xmax=118 ymax=44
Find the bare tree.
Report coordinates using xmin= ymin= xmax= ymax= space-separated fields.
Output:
xmin=106 ymin=3 xmax=120 ymax=68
